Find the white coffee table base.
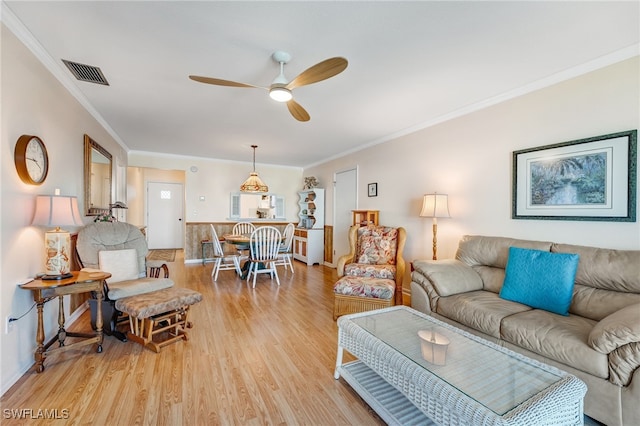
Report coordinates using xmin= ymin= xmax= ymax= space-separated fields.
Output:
xmin=334 ymin=306 xmax=586 ymax=426
xmin=339 ymin=360 xmax=435 ymax=426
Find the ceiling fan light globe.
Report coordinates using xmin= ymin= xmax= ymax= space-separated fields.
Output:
xmin=269 ymin=86 xmax=293 ymax=102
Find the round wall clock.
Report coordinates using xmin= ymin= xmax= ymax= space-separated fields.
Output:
xmin=14 ymin=135 xmax=49 ymax=185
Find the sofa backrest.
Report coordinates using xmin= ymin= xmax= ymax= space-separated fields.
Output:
xmin=455 ymin=235 xmax=640 ymax=321
xmin=455 ymin=235 xmax=552 ymax=293
xmin=552 ymin=243 xmax=640 ymax=320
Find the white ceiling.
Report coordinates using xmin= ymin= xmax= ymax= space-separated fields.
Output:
xmin=3 ymin=1 xmax=639 ymax=168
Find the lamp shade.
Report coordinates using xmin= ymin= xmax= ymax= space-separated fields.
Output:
xmin=240 ymin=145 xmax=268 ymax=193
xmin=32 ymin=195 xmax=83 ymax=228
xmin=240 ymin=172 xmax=269 ymax=193
xmin=419 ymin=193 xmax=450 ymax=218
xmin=32 ymin=195 xmax=83 ymax=279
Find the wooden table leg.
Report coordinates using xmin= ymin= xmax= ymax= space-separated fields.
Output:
xmin=35 ymin=299 xmax=45 ymax=373
xmin=57 ymin=296 xmax=67 ymax=346
xmin=95 ymin=283 xmax=103 ymax=353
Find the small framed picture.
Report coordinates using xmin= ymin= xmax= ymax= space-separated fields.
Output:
xmin=368 ymin=182 xmax=378 ymax=197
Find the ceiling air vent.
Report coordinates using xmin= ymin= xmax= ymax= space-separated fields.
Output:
xmin=62 ymin=59 xmax=109 ymax=85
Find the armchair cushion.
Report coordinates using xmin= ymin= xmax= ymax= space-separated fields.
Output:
xmin=356 ymin=226 xmax=398 ymax=265
xmin=345 ymin=263 xmax=396 ymax=280
xmin=99 ymin=249 xmax=140 ymax=283
xmin=334 ymin=276 xmax=395 ymax=300
xmin=107 ymin=277 xmax=174 ymax=300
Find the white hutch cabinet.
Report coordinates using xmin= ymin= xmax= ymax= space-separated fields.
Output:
xmin=294 ymin=188 xmax=324 ymax=265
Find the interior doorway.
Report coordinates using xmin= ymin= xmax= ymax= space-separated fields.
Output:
xmin=147 ymin=181 xmax=184 ymax=249
xmin=333 ymin=167 xmax=358 ymax=264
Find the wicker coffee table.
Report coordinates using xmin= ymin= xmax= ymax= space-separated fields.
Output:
xmin=334 ymin=306 xmax=587 ymax=426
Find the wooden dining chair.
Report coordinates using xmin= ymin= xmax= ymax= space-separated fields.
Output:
xmin=210 ymin=225 xmax=241 ymax=281
xmin=275 ymin=223 xmax=295 ymax=273
xmin=232 ymin=221 xmax=256 ymax=260
xmin=246 ymin=226 xmax=282 ymax=288
xmin=232 ymin=221 xmax=256 ymax=235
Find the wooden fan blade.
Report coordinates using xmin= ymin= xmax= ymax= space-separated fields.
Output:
xmin=287 ymin=99 xmax=310 ymax=122
xmin=189 ymin=75 xmax=266 ymax=89
xmin=286 ymin=57 xmax=348 ymax=90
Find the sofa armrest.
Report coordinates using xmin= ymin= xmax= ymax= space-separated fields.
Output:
xmin=412 ymin=259 xmax=483 ymax=297
xmin=588 ymin=303 xmax=640 ymax=354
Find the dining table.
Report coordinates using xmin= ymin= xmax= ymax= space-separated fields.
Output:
xmin=222 ymin=233 xmax=283 ymax=279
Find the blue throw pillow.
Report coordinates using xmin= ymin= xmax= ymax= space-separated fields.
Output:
xmin=499 ymin=247 xmax=579 ymax=316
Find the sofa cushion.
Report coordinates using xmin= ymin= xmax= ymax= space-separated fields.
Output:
xmin=412 ymin=259 xmax=483 ymax=296
xmin=471 ymin=265 xmax=505 ymax=294
xmin=99 ymin=249 xmax=139 ymax=284
xmin=501 ymin=309 xmax=608 ymax=380
xmin=436 ymin=290 xmax=531 ymax=338
xmin=570 ymin=284 xmax=640 ymax=322
xmin=456 ymin=235 xmax=552 ymax=269
xmin=552 ymin=243 xmax=640 ymax=293
xmin=499 ymin=247 xmax=579 ymax=316
xmin=588 ymin=303 xmax=640 ymax=354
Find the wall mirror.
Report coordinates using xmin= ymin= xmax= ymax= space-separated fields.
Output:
xmin=84 ymin=134 xmax=113 ymax=216
xmin=230 ymin=192 xmax=285 ymax=220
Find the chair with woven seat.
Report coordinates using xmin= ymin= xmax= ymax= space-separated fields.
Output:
xmin=247 ymin=226 xmax=282 ymax=288
xmin=274 ymin=223 xmax=295 ymax=273
xmin=210 ymin=224 xmax=241 ymax=280
xmin=333 ymin=225 xmax=406 ymax=320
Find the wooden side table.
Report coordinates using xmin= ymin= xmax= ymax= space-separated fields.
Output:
xmin=20 ymin=270 xmax=110 ymax=373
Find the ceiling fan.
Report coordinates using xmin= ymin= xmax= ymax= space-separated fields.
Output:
xmin=189 ymin=51 xmax=348 ymax=122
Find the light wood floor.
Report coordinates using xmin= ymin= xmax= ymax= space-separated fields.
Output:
xmin=1 ymin=252 xmax=384 ymax=425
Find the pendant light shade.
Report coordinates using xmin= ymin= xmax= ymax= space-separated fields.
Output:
xmin=240 ymin=145 xmax=268 ymax=193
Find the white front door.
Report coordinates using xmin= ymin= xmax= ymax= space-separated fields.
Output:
xmin=147 ymin=181 xmax=184 ymax=249
xmin=333 ymin=168 xmax=358 ymax=263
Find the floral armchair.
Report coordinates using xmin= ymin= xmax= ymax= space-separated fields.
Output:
xmin=334 ymin=225 xmax=406 ymax=319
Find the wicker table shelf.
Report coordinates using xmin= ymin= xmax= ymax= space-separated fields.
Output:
xmin=334 ymin=306 xmax=587 ymax=426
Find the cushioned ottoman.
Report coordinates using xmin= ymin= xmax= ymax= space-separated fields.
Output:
xmin=115 ymin=287 xmax=203 ymax=352
xmin=333 ymin=276 xmax=395 ymax=320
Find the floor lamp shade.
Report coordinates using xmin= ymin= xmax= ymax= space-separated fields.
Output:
xmin=32 ymin=195 xmax=83 ymax=279
xmin=419 ymin=193 xmax=450 ymax=219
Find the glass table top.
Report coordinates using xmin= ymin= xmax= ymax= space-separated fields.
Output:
xmin=351 ymin=308 xmax=563 ymax=415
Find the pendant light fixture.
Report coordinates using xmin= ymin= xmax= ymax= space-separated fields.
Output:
xmin=240 ymin=145 xmax=269 ymax=193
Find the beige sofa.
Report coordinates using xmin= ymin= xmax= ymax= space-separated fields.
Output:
xmin=410 ymin=235 xmax=640 ymax=426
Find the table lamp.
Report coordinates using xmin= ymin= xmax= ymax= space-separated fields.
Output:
xmin=32 ymin=194 xmax=83 ymax=280
xmin=419 ymin=193 xmax=450 ymax=260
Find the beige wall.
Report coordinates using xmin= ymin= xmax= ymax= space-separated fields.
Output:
xmin=128 ymin=152 xmax=303 ymax=224
xmin=1 ymin=24 xmax=127 ymax=393
xmin=306 ymin=57 xmax=640 ymax=265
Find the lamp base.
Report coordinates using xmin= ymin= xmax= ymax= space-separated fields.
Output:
xmin=41 ymin=273 xmax=73 ymax=281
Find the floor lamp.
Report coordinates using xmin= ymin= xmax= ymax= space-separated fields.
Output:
xmin=420 ymin=193 xmax=450 ymax=260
